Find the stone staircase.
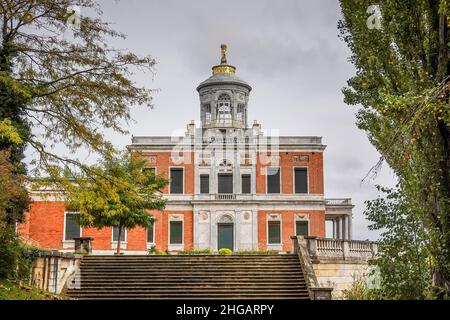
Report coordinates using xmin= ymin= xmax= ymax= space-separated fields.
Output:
xmin=66 ymin=254 xmax=311 ymax=300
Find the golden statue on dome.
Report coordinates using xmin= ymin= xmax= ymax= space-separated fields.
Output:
xmin=220 ymin=44 xmax=227 ymax=64
xmin=212 ymin=44 xmax=236 ymax=75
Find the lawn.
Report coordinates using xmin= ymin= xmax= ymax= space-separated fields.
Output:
xmin=0 ymin=279 xmax=70 ymax=300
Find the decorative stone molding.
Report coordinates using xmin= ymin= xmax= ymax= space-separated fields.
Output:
xmin=199 ymin=211 xmax=210 ymax=223
xmin=267 ymin=213 xmax=281 ymax=221
xmin=241 ymin=211 xmax=252 ymax=223
xmin=144 ymin=155 xmax=157 ymax=164
xmin=295 ymin=213 xmax=309 ymax=220
xmin=293 ymin=155 xmax=309 ymax=162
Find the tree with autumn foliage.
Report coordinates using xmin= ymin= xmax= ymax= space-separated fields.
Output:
xmin=59 ymin=151 xmax=167 ymax=255
xmin=339 ymin=0 xmax=450 ymax=297
xmin=1 ymin=1 xmax=158 ymax=232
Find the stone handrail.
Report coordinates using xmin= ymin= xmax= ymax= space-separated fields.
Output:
xmin=301 ymin=236 xmax=377 ymax=261
xmin=291 ymin=236 xmax=333 ymax=300
xmin=325 ymin=198 xmax=352 ymax=205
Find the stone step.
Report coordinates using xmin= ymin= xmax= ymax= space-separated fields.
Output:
xmin=83 ymin=254 xmax=297 ymax=258
xmin=82 ymin=257 xmax=299 ymax=262
xmin=78 ymin=276 xmax=304 ymax=282
xmin=81 ymin=260 xmax=299 ymax=266
xmin=78 ymin=279 xmax=306 ymax=284
xmin=73 ymin=284 xmax=307 ymax=290
xmin=68 ymin=287 xmax=309 ymax=293
xmin=67 ymin=294 xmax=310 ymax=300
xmin=68 ymin=254 xmax=309 ymax=300
xmin=80 ymin=265 xmax=300 ymax=269
xmin=81 ymin=270 xmax=303 ymax=278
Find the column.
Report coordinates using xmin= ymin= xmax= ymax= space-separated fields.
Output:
xmin=336 ymin=218 xmax=341 ymax=239
xmin=343 ymin=216 xmax=348 ymax=240
xmin=332 ymin=220 xmax=336 ymax=239
xmin=347 ymin=215 xmax=352 ymax=240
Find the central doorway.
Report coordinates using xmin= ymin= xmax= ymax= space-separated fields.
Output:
xmin=217 ymin=223 xmax=234 ymax=251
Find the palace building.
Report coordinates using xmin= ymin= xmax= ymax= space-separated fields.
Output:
xmin=18 ymin=45 xmax=354 ymax=254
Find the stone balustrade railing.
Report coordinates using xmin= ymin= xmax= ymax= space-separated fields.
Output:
xmin=325 ymin=198 xmax=352 ymax=205
xmin=294 ymin=236 xmax=377 ymax=262
xmin=215 ymin=193 xmax=236 ymax=200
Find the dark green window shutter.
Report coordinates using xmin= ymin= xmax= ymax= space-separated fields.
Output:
xmin=170 ymin=168 xmax=184 ymax=194
xmin=296 ymin=220 xmax=309 ymax=236
xmin=218 ymin=174 xmax=233 ymax=194
xmin=200 ymin=174 xmax=209 ymax=194
xmin=170 ymin=221 xmax=183 ymax=244
xmin=241 ymin=174 xmax=251 ymax=194
xmin=268 ymin=221 xmax=281 ymax=244
xmin=65 ymin=213 xmax=80 ymax=240
xmin=147 ymin=223 xmax=154 ymax=243
xmin=112 ymin=226 xmax=126 ymax=241
xmin=267 ymin=167 xmax=280 ymax=193
xmin=294 ymin=168 xmax=308 ymax=193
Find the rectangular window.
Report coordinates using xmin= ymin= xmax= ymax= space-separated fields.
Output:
xmin=169 ymin=221 xmax=183 ymax=244
xmin=200 ymin=174 xmax=209 ymax=194
xmin=218 ymin=173 xmax=233 ymax=194
xmin=294 ymin=168 xmax=308 ymax=193
xmin=147 ymin=223 xmax=154 ymax=243
xmin=170 ymin=168 xmax=184 ymax=194
xmin=267 ymin=167 xmax=280 ymax=194
xmin=296 ymin=220 xmax=309 ymax=236
xmin=268 ymin=221 xmax=281 ymax=244
xmin=65 ymin=213 xmax=81 ymax=241
xmin=112 ymin=226 xmax=126 ymax=242
xmin=241 ymin=174 xmax=251 ymax=194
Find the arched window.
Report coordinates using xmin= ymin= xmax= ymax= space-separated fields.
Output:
xmin=217 ymin=94 xmax=232 ymax=120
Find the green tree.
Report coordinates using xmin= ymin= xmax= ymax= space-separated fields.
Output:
xmin=0 ymin=119 xmax=30 ymax=279
xmin=339 ymin=0 xmax=450 ymax=295
xmin=365 ymin=186 xmax=432 ymax=299
xmin=0 ymin=119 xmax=30 ymax=224
xmin=0 ymin=0 xmax=156 ymax=217
xmin=61 ymin=151 xmax=167 ymax=254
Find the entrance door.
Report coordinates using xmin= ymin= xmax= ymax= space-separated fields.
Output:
xmin=217 ymin=223 xmax=234 ymax=251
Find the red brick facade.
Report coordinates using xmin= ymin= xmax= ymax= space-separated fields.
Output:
xmin=18 ymin=151 xmax=327 ymax=253
xmin=256 ymin=152 xmax=324 ymax=194
xmin=257 ymin=210 xmax=325 ymax=252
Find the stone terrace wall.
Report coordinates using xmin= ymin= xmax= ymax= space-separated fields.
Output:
xmin=29 ymin=251 xmax=82 ymax=294
xmin=293 ymin=236 xmax=378 ymax=299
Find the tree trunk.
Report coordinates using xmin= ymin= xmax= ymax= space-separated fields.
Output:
xmin=431 ymin=8 xmax=450 ymax=297
xmin=116 ymin=224 xmax=122 ymax=255
xmin=432 ymin=267 xmax=450 ymax=297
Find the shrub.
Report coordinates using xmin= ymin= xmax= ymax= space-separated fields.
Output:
xmin=218 ymin=248 xmax=232 ymax=255
xmin=0 ymin=226 xmax=21 ymax=279
xmin=147 ymin=246 xmax=169 ymax=255
xmin=237 ymin=250 xmax=277 ymax=255
xmin=178 ymin=249 xmax=212 ymax=255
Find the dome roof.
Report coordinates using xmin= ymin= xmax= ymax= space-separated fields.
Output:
xmin=196 ymin=44 xmax=251 ymax=92
xmin=196 ymin=72 xmax=252 ymax=92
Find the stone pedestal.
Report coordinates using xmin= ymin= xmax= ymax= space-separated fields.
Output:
xmin=73 ymin=237 xmax=94 ymax=254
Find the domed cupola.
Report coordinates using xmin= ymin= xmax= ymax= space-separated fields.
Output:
xmin=197 ymin=44 xmax=252 ymax=130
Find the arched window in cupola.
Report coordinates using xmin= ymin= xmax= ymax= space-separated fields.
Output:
xmin=217 ymin=94 xmax=232 ymax=121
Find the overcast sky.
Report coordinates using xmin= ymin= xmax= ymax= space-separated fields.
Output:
xmin=44 ymin=0 xmax=398 ymax=240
